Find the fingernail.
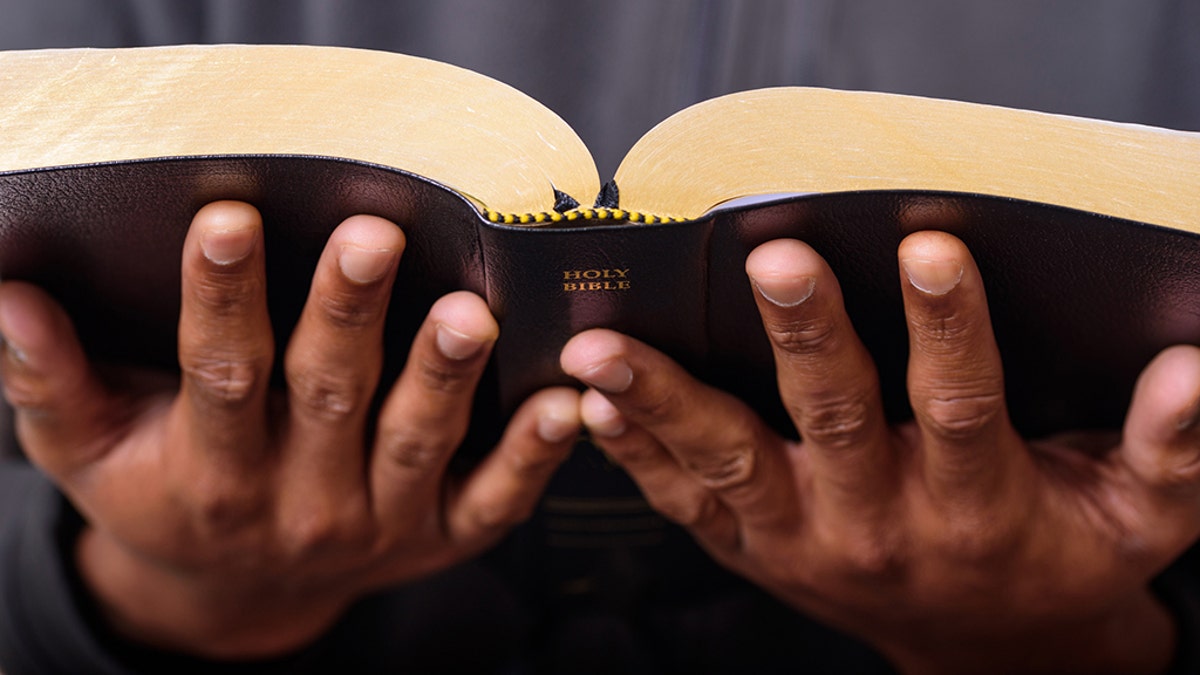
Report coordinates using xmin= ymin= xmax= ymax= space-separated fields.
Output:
xmin=538 ymin=413 xmax=579 ymax=443
xmin=339 ymin=245 xmax=395 ymax=284
xmin=6 ymin=343 xmax=27 ymax=365
xmin=902 ymin=258 xmax=963 ymax=296
xmin=578 ymin=359 xmax=633 ymax=394
xmin=0 ymin=302 xmax=29 ymax=365
xmin=1178 ymin=398 xmax=1200 ymax=432
xmin=201 ymin=227 xmax=257 ymax=265
xmin=586 ymin=402 xmax=627 ymax=438
xmin=0 ymin=333 xmax=26 ymax=365
xmin=436 ymin=323 xmax=486 ymax=361
xmin=751 ymin=275 xmax=816 ymax=307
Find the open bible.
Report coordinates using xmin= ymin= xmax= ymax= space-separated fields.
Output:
xmin=2 ymin=44 xmax=1200 ymax=559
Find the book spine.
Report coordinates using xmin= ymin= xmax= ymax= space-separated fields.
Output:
xmin=478 ymin=219 xmax=713 ymax=412
xmin=477 ymin=218 xmax=713 ymax=592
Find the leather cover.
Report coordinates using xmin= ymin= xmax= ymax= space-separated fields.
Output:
xmin=6 ymin=157 xmax=1197 ymax=438
xmin=4 ymin=156 xmax=1200 ymax=595
xmin=0 ymin=156 xmax=485 ymax=376
xmin=708 ymin=192 xmax=1200 ymax=437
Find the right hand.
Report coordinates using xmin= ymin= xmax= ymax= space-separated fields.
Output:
xmin=560 ymin=233 xmax=1197 ymax=674
xmin=0 ymin=201 xmax=581 ymax=659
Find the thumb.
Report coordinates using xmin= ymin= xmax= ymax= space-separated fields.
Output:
xmin=1122 ymin=345 xmax=1200 ymax=497
xmin=0 ymin=282 xmax=120 ymax=477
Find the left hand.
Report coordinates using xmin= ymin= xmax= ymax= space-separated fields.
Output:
xmin=560 ymin=231 xmax=1200 ymax=675
xmin=0 ymin=202 xmax=581 ymax=659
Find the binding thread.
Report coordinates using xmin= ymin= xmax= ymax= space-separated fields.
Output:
xmin=484 ymin=207 xmax=688 ymax=225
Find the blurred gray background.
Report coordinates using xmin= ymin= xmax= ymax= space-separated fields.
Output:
xmin=1 ymin=0 xmax=1196 ymax=178
xmin=1 ymin=0 xmax=1197 ymax=454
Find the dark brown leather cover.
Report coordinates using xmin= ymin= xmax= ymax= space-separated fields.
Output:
xmin=708 ymin=193 xmax=1200 ymax=439
xmin=4 ymin=154 xmax=1200 ymax=600
xmin=0 ymin=156 xmax=485 ymax=376
xmin=4 ymin=155 xmax=1200 ymax=439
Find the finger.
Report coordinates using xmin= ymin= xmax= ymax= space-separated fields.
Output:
xmin=281 ymin=215 xmax=404 ymax=485
xmin=0 ymin=282 xmax=122 ymax=476
xmin=370 ymin=291 xmax=498 ymax=520
xmin=1113 ymin=345 xmax=1200 ymax=556
xmin=1123 ymin=345 xmax=1200 ymax=494
xmin=177 ymin=201 xmax=273 ymax=463
xmin=898 ymin=231 xmax=1023 ymax=504
xmin=446 ymin=387 xmax=579 ymax=547
xmin=560 ymin=329 xmax=796 ymax=532
xmin=580 ymin=389 xmax=740 ymax=552
xmin=745 ymin=239 xmax=895 ymax=517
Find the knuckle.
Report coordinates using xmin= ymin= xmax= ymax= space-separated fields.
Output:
xmin=1069 ymin=480 xmax=1160 ymax=563
xmin=415 ymin=355 xmax=475 ymax=395
xmin=287 ymin=368 xmax=369 ymax=422
xmin=686 ymin=444 xmax=757 ymax=492
xmin=838 ymin=537 xmax=905 ymax=578
xmin=278 ymin=505 xmax=372 ymax=558
xmin=315 ymin=289 xmax=382 ymax=331
xmin=933 ymin=511 xmax=1021 ymax=563
xmin=281 ymin=512 xmax=339 ymax=556
xmin=918 ymin=390 xmax=1005 ymax=441
xmin=605 ymin=439 xmax=661 ymax=468
xmin=182 ymin=354 xmax=269 ymax=407
xmin=623 ymin=385 xmax=682 ymax=421
xmin=378 ymin=429 xmax=450 ymax=473
xmin=503 ymin=446 xmax=562 ymax=481
xmin=189 ymin=474 xmax=267 ymax=536
xmin=1 ymin=375 xmax=50 ymax=410
xmin=666 ymin=493 xmax=724 ymax=530
xmin=466 ymin=500 xmax=527 ymax=533
xmin=1152 ymin=464 xmax=1200 ymax=491
xmin=908 ymin=312 xmax=974 ymax=353
xmin=767 ymin=315 xmax=840 ymax=357
xmin=190 ymin=272 xmax=262 ymax=318
xmin=814 ymin=524 xmax=907 ymax=580
xmin=1145 ymin=451 xmax=1200 ymax=494
xmin=796 ymin=391 xmax=874 ymax=449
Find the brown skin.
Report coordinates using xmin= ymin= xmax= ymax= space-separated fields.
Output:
xmin=2 ymin=204 xmax=1196 ymax=671
xmin=0 ymin=202 xmax=581 ymax=659
xmin=560 ymin=232 xmax=1200 ymax=675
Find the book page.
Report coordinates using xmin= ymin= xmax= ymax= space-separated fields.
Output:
xmin=0 ymin=44 xmax=600 ymax=216
xmin=616 ymin=87 xmax=1200 ymax=231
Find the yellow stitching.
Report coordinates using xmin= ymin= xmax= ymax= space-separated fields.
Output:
xmin=483 ymin=207 xmax=687 ymax=225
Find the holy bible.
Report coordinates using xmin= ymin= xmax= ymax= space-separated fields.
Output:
xmin=2 ymin=42 xmax=1200 ymax=471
